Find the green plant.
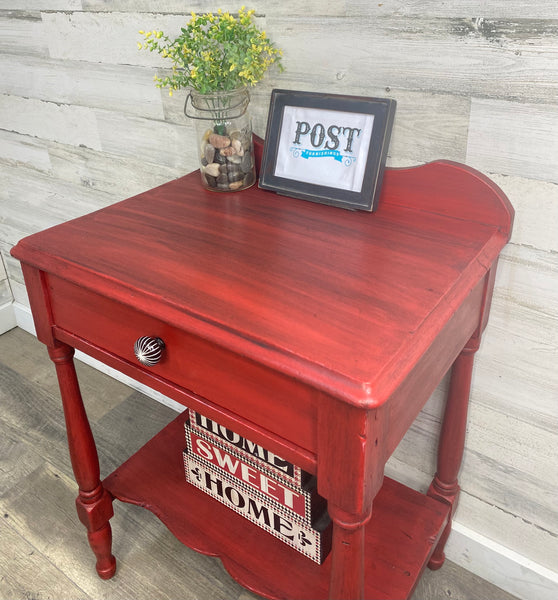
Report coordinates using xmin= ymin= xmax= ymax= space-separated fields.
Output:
xmin=138 ymin=7 xmax=283 ymax=95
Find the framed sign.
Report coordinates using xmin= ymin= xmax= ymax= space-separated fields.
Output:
xmin=259 ymin=90 xmax=396 ymax=211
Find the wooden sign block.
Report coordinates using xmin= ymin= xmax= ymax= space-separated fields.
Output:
xmin=183 ymin=453 xmax=332 ymax=564
xmin=185 ymin=421 xmax=326 ymax=524
xmin=189 ymin=410 xmax=312 ymax=488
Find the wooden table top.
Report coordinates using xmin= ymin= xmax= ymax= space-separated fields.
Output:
xmin=12 ymin=161 xmax=513 ymax=409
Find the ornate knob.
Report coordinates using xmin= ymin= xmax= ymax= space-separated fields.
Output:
xmin=133 ymin=336 xmax=165 ymax=366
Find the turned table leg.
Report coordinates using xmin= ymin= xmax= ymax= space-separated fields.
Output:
xmin=48 ymin=344 xmax=116 ymax=579
xmin=318 ymin=400 xmax=386 ymax=600
xmin=328 ymin=504 xmax=372 ymax=600
xmin=427 ymin=340 xmax=479 ymax=570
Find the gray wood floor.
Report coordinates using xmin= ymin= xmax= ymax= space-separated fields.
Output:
xmin=0 ymin=327 xmax=519 ymax=600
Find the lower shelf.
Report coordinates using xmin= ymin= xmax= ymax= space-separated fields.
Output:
xmin=103 ymin=412 xmax=449 ymax=600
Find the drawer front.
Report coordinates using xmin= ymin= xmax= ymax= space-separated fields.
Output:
xmin=46 ymin=275 xmax=318 ymax=458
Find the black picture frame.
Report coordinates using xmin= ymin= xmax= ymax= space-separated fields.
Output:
xmin=258 ymin=89 xmax=396 ymax=212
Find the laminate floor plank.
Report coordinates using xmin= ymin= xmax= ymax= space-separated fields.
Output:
xmin=0 ymin=327 xmax=134 ymax=423
xmin=1 ymin=431 xmax=248 ymax=600
xmin=0 ymin=518 xmax=90 ymax=600
xmin=93 ymin=390 xmax=179 ymax=475
xmin=0 ymin=328 xmax=519 ymax=600
xmin=0 ymin=361 xmax=75 ymax=483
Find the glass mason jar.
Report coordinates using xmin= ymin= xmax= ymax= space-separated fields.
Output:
xmin=185 ymin=87 xmax=256 ymax=192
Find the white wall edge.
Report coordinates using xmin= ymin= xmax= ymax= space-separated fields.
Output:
xmin=0 ymin=302 xmax=17 ymax=335
xmin=11 ymin=301 xmax=558 ymax=600
xmin=446 ymin=521 xmax=558 ymax=600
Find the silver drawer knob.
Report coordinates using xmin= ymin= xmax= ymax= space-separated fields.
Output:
xmin=134 ymin=336 xmax=165 ymax=366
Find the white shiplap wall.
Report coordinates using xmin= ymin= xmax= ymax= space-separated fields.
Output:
xmin=1 ymin=2 xmax=557 ymax=598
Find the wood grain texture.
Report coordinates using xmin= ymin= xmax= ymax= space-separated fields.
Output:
xmin=0 ymin=54 xmax=165 ymax=119
xmin=0 ymin=1 xmax=557 ymax=589
xmin=489 ymin=174 xmax=558 ymax=252
xmin=0 ymin=517 xmax=89 ymax=600
xmin=11 ymin=163 xmax=512 ymax=408
xmin=0 ymin=11 xmax=47 ymax=57
xmin=267 ymin=16 xmax=558 ymax=104
xmin=80 ymin=1 xmax=345 ymax=16
xmin=0 ymin=94 xmax=102 ymax=151
xmin=0 ymin=129 xmax=52 ymax=172
xmin=0 ymin=129 xmax=181 ymax=200
xmin=349 ymin=2 xmax=558 ymax=19
xmin=0 ymin=163 xmax=115 ymax=245
xmin=467 ymin=98 xmax=558 ymax=183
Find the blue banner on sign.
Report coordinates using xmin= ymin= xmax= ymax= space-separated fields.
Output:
xmin=290 ymin=147 xmax=356 ymax=166
xmin=301 ymin=149 xmax=343 ymax=161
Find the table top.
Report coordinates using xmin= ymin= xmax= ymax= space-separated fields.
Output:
xmin=12 ymin=161 xmax=513 ymax=409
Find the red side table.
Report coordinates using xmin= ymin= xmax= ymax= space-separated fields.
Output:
xmin=12 ymin=159 xmax=513 ymax=599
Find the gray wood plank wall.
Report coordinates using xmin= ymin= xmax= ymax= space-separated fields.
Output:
xmin=1 ymin=0 xmax=557 ymax=588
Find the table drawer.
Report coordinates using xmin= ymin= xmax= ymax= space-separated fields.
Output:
xmin=46 ymin=274 xmax=318 ymax=456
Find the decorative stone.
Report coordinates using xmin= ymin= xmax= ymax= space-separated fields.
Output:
xmin=226 ymin=164 xmax=242 ymax=176
xmin=186 ymin=87 xmax=254 ymax=192
xmin=204 ymin=163 xmax=221 ymax=178
xmin=208 ymin=133 xmax=231 ymax=149
xmin=228 ymin=170 xmax=244 ymax=183
xmin=204 ymin=143 xmax=215 ymax=164
xmin=214 ymin=152 xmax=227 ymax=165
xmin=231 ymin=139 xmax=243 ymax=156
xmin=220 ymin=146 xmax=236 ymax=157
xmin=240 ymin=153 xmax=253 ymax=173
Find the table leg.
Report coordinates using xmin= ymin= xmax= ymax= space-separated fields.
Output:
xmin=427 ymin=341 xmax=478 ymax=569
xmin=328 ymin=504 xmax=372 ymax=600
xmin=318 ymin=400 xmax=386 ymax=600
xmin=48 ymin=343 xmax=116 ymax=579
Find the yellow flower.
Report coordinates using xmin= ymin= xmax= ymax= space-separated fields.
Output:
xmin=138 ymin=7 xmax=283 ymax=94
xmin=138 ymin=30 xmax=145 ymax=35
xmin=137 ymin=42 xmax=142 ymax=49
xmin=169 ymin=89 xmax=173 ymax=97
